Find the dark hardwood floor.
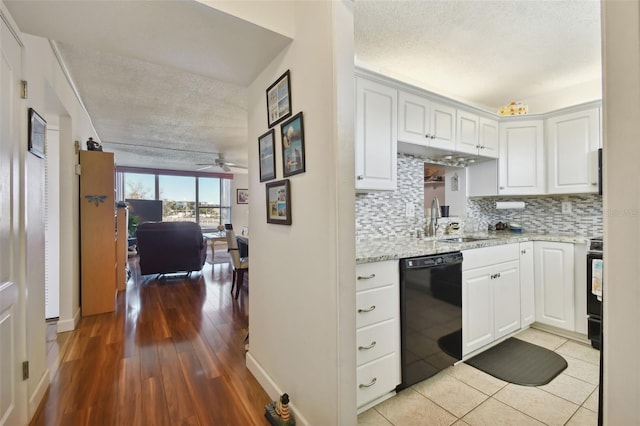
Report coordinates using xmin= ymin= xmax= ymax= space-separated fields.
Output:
xmin=31 ymin=255 xmax=268 ymax=425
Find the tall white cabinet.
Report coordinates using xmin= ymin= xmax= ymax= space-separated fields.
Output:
xmin=546 ymin=107 xmax=601 ymax=194
xmin=355 ymin=76 xmax=397 ymax=191
xmin=498 ymin=120 xmax=545 ymax=195
xmin=534 ymin=241 xmax=575 ymax=331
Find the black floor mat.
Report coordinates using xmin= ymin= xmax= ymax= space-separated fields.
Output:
xmin=465 ymin=337 xmax=568 ymax=386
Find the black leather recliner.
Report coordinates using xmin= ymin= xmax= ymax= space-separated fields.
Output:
xmin=136 ymin=221 xmax=207 ymax=276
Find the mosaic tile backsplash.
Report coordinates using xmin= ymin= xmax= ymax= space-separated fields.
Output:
xmin=355 ymin=154 xmax=604 ymax=239
xmin=467 ymin=194 xmax=603 ymax=237
xmin=356 ymin=154 xmax=425 ymax=239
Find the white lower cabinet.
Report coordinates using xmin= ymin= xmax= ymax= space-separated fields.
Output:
xmin=519 ymin=242 xmax=535 ymax=327
xmin=462 ymin=244 xmax=520 ymax=356
xmin=534 ymin=241 xmax=575 ymax=331
xmin=356 ymin=261 xmax=400 ymax=409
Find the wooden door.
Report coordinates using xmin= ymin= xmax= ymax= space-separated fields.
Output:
xmin=462 ymin=266 xmax=494 ymax=356
xmin=397 ymin=90 xmax=430 ymax=145
xmin=493 ymin=260 xmax=521 ymax=339
xmin=534 ymin=242 xmax=575 ymax=331
xmin=499 ymin=120 xmax=545 ymax=195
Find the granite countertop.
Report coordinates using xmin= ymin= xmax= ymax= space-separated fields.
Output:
xmin=356 ymin=232 xmax=591 ymax=264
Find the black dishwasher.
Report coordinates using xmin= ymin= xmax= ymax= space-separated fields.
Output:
xmin=397 ymin=251 xmax=463 ymax=390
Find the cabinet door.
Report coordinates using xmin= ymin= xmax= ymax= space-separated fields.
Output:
xmin=493 ymin=260 xmax=521 ymax=339
xmin=546 ymin=108 xmax=600 ymax=194
xmin=398 ymin=90 xmax=430 ymax=146
xmin=355 ymin=77 xmax=397 ymax=191
xmin=534 ymin=242 xmax=575 ymax=331
xmin=429 ymin=102 xmax=456 ymax=150
xmin=462 ymin=265 xmax=494 ymax=356
xmin=456 ymin=110 xmax=480 ymax=155
xmin=479 ymin=117 xmax=499 ymax=158
xmin=519 ymin=242 xmax=535 ymax=327
xmin=499 ymin=120 xmax=545 ymax=195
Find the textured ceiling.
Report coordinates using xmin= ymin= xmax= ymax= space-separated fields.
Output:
xmin=6 ymin=1 xmax=602 ymax=172
xmin=355 ymin=0 xmax=602 ymax=112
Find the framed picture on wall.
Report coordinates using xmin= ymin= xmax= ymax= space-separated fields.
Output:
xmin=28 ymin=108 xmax=46 ymax=158
xmin=280 ymin=112 xmax=305 ymax=177
xmin=258 ymin=129 xmax=276 ymax=182
xmin=236 ymin=189 xmax=249 ymax=204
xmin=266 ymin=70 xmax=292 ymax=128
xmin=265 ymin=179 xmax=291 ymax=225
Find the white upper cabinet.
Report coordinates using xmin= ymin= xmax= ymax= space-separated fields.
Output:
xmin=456 ymin=112 xmax=499 ymax=159
xmin=479 ymin=117 xmax=499 ymax=158
xmin=456 ymin=110 xmax=480 ymax=155
xmin=546 ymin=107 xmax=600 ymax=194
xmin=355 ymin=77 xmax=397 ymax=191
xmin=498 ymin=120 xmax=545 ymax=195
xmin=398 ymin=90 xmax=456 ymax=150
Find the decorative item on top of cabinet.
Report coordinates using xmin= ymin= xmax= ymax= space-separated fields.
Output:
xmin=79 ymin=150 xmax=117 ymax=316
xmin=355 ymin=76 xmax=397 ymax=191
xmin=498 ymin=120 xmax=545 ymax=195
xmin=546 ymin=106 xmax=600 ymax=194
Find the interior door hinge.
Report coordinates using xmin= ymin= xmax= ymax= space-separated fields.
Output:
xmin=20 ymin=80 xmax=28 ymax=99
xmin=22 ymin=361 xmax=29 ymax=380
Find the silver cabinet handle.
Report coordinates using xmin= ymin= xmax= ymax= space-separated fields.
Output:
xmin=357 ymin=175 xmax=364 ymax=180
xmin=357 ymin=305 xmax=376 ymax=313
xmin=359 ymin=378 xmax=377 ymax=388
xmin=499 ymin=186 xmax=505 ymax=190
xmin=425 ymin=134 xmax=430 ymax=139
xmin=430 ymin=135 xmax=436 ymax=139
xmin=521 ymin=249 xmax=527 ymax=254
xmin=591 ymin=182 xmax=598 ymax=186
xmin=357 ymin=274 xmax=375 ymax=280
xmin=358 ymin=341 xmax=377 ymax=351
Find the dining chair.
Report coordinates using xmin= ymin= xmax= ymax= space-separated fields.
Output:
xmin=225 ymin=229 xmax=249 ymax=298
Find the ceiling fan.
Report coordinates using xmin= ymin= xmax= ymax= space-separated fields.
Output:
xmin=196 ymin=154 xmax=247 ymax=172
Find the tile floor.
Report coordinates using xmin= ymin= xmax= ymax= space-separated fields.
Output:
xmin=358 ymin=328 xmax=599 ymax=426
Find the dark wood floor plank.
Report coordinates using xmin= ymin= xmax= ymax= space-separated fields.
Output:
xmin=31 ymin=258 xmax=271 ymax=426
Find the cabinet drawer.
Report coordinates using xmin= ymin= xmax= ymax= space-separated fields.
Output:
xmin=462 ymin=243 xmax=519 ymax=271
xmin=356 ymin=285 xmax=396 ymax=328
xmin=356 ymin=319 xmax=398 ymax=366
xmin=357 ymin=353 xmax=399 ymax=407
xmin=356 ymin=261 xmax=398 ymax=292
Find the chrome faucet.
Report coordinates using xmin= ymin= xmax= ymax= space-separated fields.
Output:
xmin=426 ymin=197 xmax=442 ymax=237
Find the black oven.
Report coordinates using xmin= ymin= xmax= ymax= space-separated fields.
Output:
xmin=586 ymin=238 xmax=603 ymax=349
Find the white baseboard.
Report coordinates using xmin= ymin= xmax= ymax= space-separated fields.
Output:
xmin=56 ymin=307 xmax=80 ymax=333
xmin=246 ymin=352 xmax=310 ymax=426
xmin=28 ymin=369 xmax=50 ymax=420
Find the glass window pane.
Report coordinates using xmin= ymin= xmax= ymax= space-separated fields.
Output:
xmin=159 ymin=175 xmax=196 ymax=222
xmin=124 ymin=173 xmax=155 ymax=199
xmin=198 ymin=207 xmax=220 ymax=227
xmin=199 ymin=177 xmax=220 ymax=207
xmin=220 ymin=207 xmax=231 ymax=225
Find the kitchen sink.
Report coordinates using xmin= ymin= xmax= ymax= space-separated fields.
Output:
xmin=438 ymin=237 xmax=490 ymax=243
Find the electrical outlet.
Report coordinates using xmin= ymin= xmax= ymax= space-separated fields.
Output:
xmin=561 ymin=201 xmax=572 ymax=214
xmin=405 ymin=202 xmax=415 ymax=217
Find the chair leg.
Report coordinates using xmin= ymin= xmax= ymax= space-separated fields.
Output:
xmin=235 ymin=269 xmax=245 ymax=299
xmin=231 ymin=269 xmax=236 ymax=296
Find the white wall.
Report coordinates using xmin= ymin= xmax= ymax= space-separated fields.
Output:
xmin=601 ymin=2 xmax=640 ymax=424
xmin=19 ymin=32 xmax=98 ymax=418
xmin=245 ymin=1 xmax=355 ymax=424
xmin=198 ymin=0 xmax=294 ymax=39
xmin=231 ymin=173 xmax=248 ymax=230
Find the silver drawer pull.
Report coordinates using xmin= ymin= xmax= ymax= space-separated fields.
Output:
xmin=359 ymin=378 xmax=377 ymax=389
xmin=358 ymin=341 xmax=377 ymax=351
xmin=357 ymin=274 xmax=375 ymax=280
xmin=357 ymin=305 xmax=376 ymax=313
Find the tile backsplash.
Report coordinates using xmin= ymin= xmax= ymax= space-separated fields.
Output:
xmin=467 ymin=194 xmax=603 ymax=237
xmin=355 ymin=154 xmax=604 ymax=240
xmin=356 ymin=154 xmax=425 ymax=240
